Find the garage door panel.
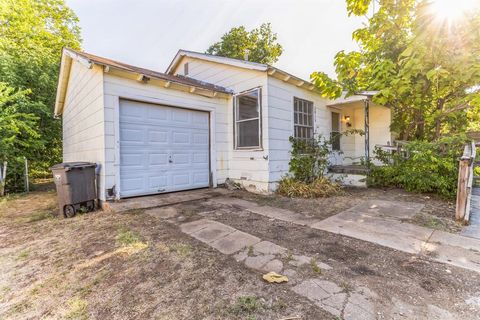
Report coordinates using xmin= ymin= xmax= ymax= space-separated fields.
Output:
xmin=120 ymin=100 xmax=210 ymax=197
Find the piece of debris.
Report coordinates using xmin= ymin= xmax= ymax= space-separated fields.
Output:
xmin=262 ymin=271 xmax=288 ymax=283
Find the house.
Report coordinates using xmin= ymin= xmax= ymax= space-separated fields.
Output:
xmin=54 ymin=48 xmax=392 ymax=203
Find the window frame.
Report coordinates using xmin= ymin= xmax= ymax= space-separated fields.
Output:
xmin=233 ymin=87 xmax=262 ymax=150
xmin=293 ymin=97 xmax=315 ymax=141
xmin=331 ymin=111 xmax=341 ymax=151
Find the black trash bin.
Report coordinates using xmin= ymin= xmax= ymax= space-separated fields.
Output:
xmin=51 ymin=162 xmax=97 ymax=218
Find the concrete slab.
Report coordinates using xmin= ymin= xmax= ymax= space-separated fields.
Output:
xmin=190 ymin=222 xmax=236 ymax=244
xmin=244 ymin=254 xmax=275 ymax=271
xmin=345 ymin=200 xmax=424 ymax=220
xmin=209 ymin=230 xmax=261 ymax=254
xmin=253 ymin=241 xmax=287 ymax=255
xmin=247 ymin=206 xmax=321 ymax=226
xmin=180 ymin=219 xmax=215 ymax=234
xmin=145 ymin=206 xmax=179 ymax=219
xmin=312 ymin=214 xmax=434 ymax=254
xmin=106 ymin=189 xmax=223 ymax=213
xmin=210 ymin=197 xmax=260 ymax=209
xmin=262 ymin=259 xmax=284 ymax=273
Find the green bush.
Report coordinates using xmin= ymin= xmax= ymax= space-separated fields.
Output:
xmin=367 ymin=135 xmax=468 ymax=198
xmin=287 ymin=136 xmax=330 ymax=183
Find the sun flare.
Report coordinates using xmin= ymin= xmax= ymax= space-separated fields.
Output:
xmin=429 ymin=0 xmax=479 ymax=22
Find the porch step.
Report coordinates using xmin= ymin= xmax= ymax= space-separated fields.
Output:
xmin=329 ymin=165 xmax=369 ymax=175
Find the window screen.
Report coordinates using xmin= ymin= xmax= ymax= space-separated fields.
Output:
xmin=294 ymin=97 xmax=314 ymax=140
xmin=331 ymin=112 xmax=341 ymax=151
xmin=234 ymin=89 xmax=261 ymax=149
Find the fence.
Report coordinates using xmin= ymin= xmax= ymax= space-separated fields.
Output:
xmin=456 ymin=141 xmax=476 ymax=223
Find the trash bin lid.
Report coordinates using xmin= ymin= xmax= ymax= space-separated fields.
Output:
xmin=50 ymin=162 xmax=97 ymax=170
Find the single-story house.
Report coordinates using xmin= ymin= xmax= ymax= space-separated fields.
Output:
xmin=54 ymin=48 xmax=392 ymax=203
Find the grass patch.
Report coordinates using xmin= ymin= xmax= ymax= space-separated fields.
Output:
xmin=65 ymin=297 xmax=88 ymax=320
xmin=277 ymin=177 xmax=343 ymax=198
xmin=310 ymin=258 xmax=322 ymax=274
xmin=169 ymin=243 xmax=192 ymax=257
xmin=116 ymin=229 xmax=141 ymax=247
xmin=17 ymin=250 xmax=29 ymax=260
xmin=228 ymin=295 xmax=263 ymax=316
xmin=15 ymin=210 xmax=54 ymax=224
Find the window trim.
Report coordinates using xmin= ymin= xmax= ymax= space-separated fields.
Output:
xmin=293 ymin=97 xmax=315 ymax=141
xmin=331 ymin=111 xmax=341 ymax=151
xmin=233 ymin=87 xmax=263 ymax=150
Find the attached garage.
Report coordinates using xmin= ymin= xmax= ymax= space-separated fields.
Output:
xmin=119 ymin=100 xmax=210 ymax=197
xmin=55 ymin=48 xmax=231 ymax=202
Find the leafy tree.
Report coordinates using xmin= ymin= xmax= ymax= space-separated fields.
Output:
xmin=312 ymin=0 xmax=480 ymax=140
xmin=0 ymin=0 xmax=81 ymax=188
xmin=0 ymin=83 xmax=42 ymax=192
xmin=206 ymin=23 xmax=283 ymax=64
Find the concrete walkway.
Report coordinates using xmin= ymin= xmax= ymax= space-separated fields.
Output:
xmin=460 ymin=187 xmax=480 ymax=239
xmin=210 ymin=197 xmax=480 ymax=274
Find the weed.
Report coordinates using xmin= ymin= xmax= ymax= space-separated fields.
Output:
xmin=0 ymin=286 xmax=11 ymax=301
xmin=17 ymin=250 xmax=29 ymax=260
xmin=116 ymin=229 xmax=141 ymax=247
xmin=284 ymin=250 xmax=293 ymax=262
xmin=310 ymin=258 xmax=322 ymax=274
xmin=247 ymin=245 xmax=254 ymax=256
xmin=277 ymin=177 xmax=343 ymax=198
xmin=65 ymin=297 xmax=88 ymax=320
xmin=169 ymin=243 xmax=192 ymax=257
xmin=228 ymin=295 xmax=263 ymax=315
xmin=340 ymin=282 xmax=353 ymax=293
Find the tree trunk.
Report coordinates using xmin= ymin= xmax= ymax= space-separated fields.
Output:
xmin=435 ymin=99 xmax=445 ymax=139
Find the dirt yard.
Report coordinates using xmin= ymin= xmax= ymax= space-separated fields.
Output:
xmin=0 ymin=187 xmax=478 ymax=319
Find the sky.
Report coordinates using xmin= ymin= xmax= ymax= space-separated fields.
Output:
xmin=65 ymin=0 xmax=366 ymax=80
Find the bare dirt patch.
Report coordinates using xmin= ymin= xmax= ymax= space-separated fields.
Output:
xmin=0 ymin=191 xmax=324 ymax=320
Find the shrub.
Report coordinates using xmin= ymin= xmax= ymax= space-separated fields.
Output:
xmin=367 ymin=135 xmax=468 ymax=198
xmin=288 ymin=136 xmax=330 ymax=183
xmin=277 ymin=177 xmax=343 ymax=198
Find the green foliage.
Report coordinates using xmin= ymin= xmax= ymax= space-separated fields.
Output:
xmin=0 ymin=0 xmax=81 ymax=191
xmin=313 ymin=0 xmax=480 ymax=140
xmin=0 ymin=83 xmax=43 ymax=191
xmin=287 ymin=136 xmax=331 ymax=183
xmin=228 ymin=296 xmax=263 ymax=316
xmin=277 ymin=176 xmax=343 ymax=198
xmin=206 ymin=23 xmax=283 ymax=64
xmin=367 ymin=135 xmax=468 ymax=198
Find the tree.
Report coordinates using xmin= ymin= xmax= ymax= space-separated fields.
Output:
xmin=0 ymin=83 xmax=42 ymax=192
xmin=0 ymin=0 xmax=81 ymax=188
xmin=206 ymin=23 xmax=283 ymax=64
xmin=312 ymin=0 xmax=480 ymax=140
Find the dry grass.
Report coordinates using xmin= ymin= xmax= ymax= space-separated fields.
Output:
xmin=276 ymin=177 xmax=343 ymax=198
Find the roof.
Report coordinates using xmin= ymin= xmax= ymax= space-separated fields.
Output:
xmin=327 ymin=91 xmax=382 ymax=107
xmin=166 ymin=50 xmax=318 ymax=93
xmin=54 ymin=48 xmax=232 ymax=115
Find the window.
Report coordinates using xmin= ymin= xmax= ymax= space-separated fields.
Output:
xmin=294 ymin=97 xmax=314 ymax=140
xmin=331 ymin=112 xmax=341 ymax=151
xmin=234 ymin=88 xmax=261 ymax=149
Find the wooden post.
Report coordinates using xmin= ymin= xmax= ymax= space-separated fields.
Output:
xmin=364 ymin=99 xmax=370 ymax=163
xmin=24 ymin=157 xmax=29 ymax=193
xmin=456 ymin=141 xmax=476 ymax=222
xmin=0 ymin=161 xmax=7 ymax=196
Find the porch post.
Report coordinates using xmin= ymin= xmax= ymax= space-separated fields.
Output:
xmin=364 ymin=98 xmax=370 ymax=163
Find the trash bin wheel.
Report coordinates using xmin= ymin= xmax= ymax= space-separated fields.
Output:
xmin=63 ymin=205 xmax=76 ymax=218
xmin=87 ymin=201 xmax=95 ymax=212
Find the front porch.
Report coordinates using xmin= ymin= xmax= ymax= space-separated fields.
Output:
xmin=326 ymin=93 xmax=393 ymax=186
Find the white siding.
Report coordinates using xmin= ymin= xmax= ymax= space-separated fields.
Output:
xmin=174 ymin=57 xmax=271 ymax=193
xmin=266 ymin=77 xmax=331 ymax=186
xmin=102 ymin=73 xmax=229 ymax=198
xmin=62 ymin=61 xmax=106 ymax=199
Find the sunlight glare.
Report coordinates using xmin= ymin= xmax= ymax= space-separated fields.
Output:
xmin=430 ymin=0 xmax=478 ymax=22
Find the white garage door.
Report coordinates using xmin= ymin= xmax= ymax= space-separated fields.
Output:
xmin=119 ymin=100 xmax=210 ymax=198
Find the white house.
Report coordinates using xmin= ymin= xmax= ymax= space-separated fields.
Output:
xmin=54 ymin=48 xmax=392 ymax=203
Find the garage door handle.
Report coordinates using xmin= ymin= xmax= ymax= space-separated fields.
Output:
xmin=168 ymin=155 xmax=173 ymax=163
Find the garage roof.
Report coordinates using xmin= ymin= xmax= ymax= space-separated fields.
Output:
xmin=55 ymin=48 xmax=232 ymax=116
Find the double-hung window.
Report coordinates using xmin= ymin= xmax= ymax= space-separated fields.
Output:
xmin=294 ymin=97 xmax=314 ymax=140
xmin=234 ymin=88 xmax=261 ymax=149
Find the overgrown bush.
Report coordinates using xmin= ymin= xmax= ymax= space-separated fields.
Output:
xmin=277 ymin=176 xmax=342 ymax=198
xmin=277 ymin=136 xmax=342 ymax=198
xmin=287 ymin=136 xmax=330 ymax=183
xmin=367 ymin=135 xmax=468 ymax=198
